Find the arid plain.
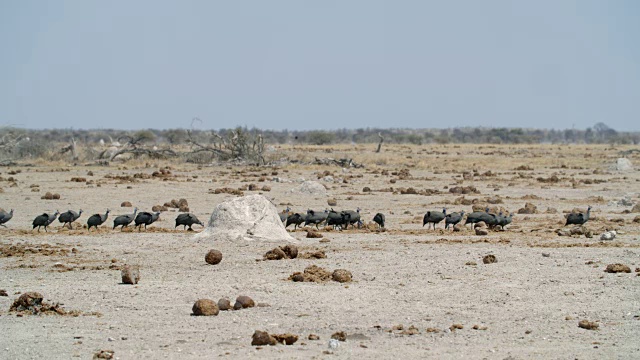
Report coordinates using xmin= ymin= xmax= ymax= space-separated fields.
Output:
xmin=1 ymin=143 xmax=639 ymax=359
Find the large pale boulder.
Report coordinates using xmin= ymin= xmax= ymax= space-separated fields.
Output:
xmin=611 ymin=158 xmax=633 ymax=171
xmin=195 ymin=195 xmax=297 ymax=242
xmin=288 ymin=181 xmax=327 ymax=196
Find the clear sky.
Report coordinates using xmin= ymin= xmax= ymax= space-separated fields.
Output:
xmin=1 ymin=1 xmax=639 ymax=131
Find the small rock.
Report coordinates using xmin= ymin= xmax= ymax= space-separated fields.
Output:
xmin=93 ymin=350 xmax=115 ymax=359
xmin=327 ymin=198 xmax=338 ymax=206
xmin=306 ymin=231 xmax=323 ymax=238
xmin=120 ymin=201 xmax=132 ymax=207
xmin=251 ymin=330 xmax=277 ymax=346
xmin=264 ymin=247 xmax=287 ymax=260
xmin=273 ymin=333 xmax=299 ymax=345
xmin=475 ymin=228 xmax=489 ymax=236
xmin=234 ymin=295 xmax=255 ymax=310
xmin=0 ymin=289 xmax=7 ymax=296
xmin=362 ymin=187 xmax=371 ymax=192
xmin=308 ymin=334 xmax=320 ymax=341
xmin=332 ymin=269 xmax=353 ymax=283
xmin=205 ymin=250 xmax=223 ymax=265
xmin=474 ymin=221 xmax=487 ymax=229
xmin=120 ymin=265 xmax=140 ymax=285
xmin=465 ymin=261 xmax=477 ymax=266
xmin=192 ymin=299 xmax=219 ymax=316
xmin=281 ymin=244 xmax=298 ymax=259
xmin=453 ymin=224 xmax=463 ymax=232
xmin=605 ymin=263 xmax=631 ymax=273
xmin=578 ymin=320 xmax=599 ymax=330
xmin=600 ymin=231 xmax=616 ymax=241
xmin=449 ymin=324 xmax=464 ymax=331
xmin=217 ymin=298 xmax=232 ymax=311
xmin=483 ymin=255 xmax=497 ymax=264
xmin=328 ymin=339 xmax=340 ymax=349
xmin=542 ymin=253 xmax=550 ymax=257
xmin=331 ymin=331 xmax=347 ymax=342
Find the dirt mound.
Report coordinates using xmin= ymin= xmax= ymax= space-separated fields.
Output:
xmin=289 ymin=265 xmax=332 ymax=282
xmin=9 ymin=292 xmax=85 ymax=316
xmin=195 ymin=195 xmax=297 ymax=243
xmin=288 ymin=181 xmax=327 ymax=196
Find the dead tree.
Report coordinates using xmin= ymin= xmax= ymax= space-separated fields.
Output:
xmin=60 ymin=137 xmax=78 ymax=160
xmin=185 ymin=127 xmax=266 ymax=165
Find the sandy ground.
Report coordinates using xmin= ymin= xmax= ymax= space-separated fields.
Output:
xmin=0 ymin=144 xmax=639 ymax=359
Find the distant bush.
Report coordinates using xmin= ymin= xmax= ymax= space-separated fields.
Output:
xmin=304 ymin=131 xmax=335 ymax=145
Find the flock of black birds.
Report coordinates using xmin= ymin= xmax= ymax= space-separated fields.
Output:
xmin=0 ymin=204 xmax=593 ymax=233
xmin=0 ymin=208 xmax=204 ymax=232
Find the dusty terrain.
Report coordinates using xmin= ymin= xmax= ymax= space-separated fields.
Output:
xmin=1 ymin=143 xmax=639 ymax=359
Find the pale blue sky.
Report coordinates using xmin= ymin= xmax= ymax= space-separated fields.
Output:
xmin=1 ymin=1 xmax=639 ymax=131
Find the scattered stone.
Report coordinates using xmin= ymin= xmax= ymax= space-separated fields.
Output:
xmin=327 ymin=198 xmax=338 ymax=206
xmin=472 ymin=325 xmax=488 ymax=330
xmin=205 ymin=250 xmax=223 ymax=265
xmin=120 ymin=201 xmax=132 ymax=207
xmin=518 ymin=202 xmax=538 ymax=214
xmin=9 ymin=292 xmax=78 ymax=316
xmin=289 ymin=265 xmax=332 ymax=282
xmin=308 ymin=334 xmax=320 ymax=340
xmin=264 ymin=247 xmax=287 ymax=260
xmin=332 ymin=269 xmax=353 ymax=283
xmin=449 ymin=324 xmax=464 ymax=331
xmin=453 ymin=224 xmax=463 ymax=232
xmin=400 ymin=325 xmax=420 ymax=335
xmin=120 ymin=265 xmax=140 ymax=285
xmin=306 ymin=231 xmax=323 ymax=238
xmin=611 ymin=158 xmax=633 ymax=171
xmin=300 ymin=250 xmax=327 ymax=259
xmin=542 ymin=253 xmax=550 ymax=257
xmin=331 ymin=331 xmax=347 ymax=341
xmin=218 ymin=298 xmax=232 ymax=311
xmin=474 ymin=221 xmax=487 ymax=229
xmin=192 ymin=299 xmax=219 ymax=316
xmin=578 ymin=320 xmax=599 ymax=330
xmin=0 ymin=289 xmax=7 ymax=296
xmin=362 ymin=187 xmax=371 ymax=192
xmin=475 ymin=228 xmax=489 ymax=236
xmin=273 ymin=333 xmax=299 ymax=345
xmin=234 ymin=295 xmax=256 ymax=310
xmin=556 ymin=229 xmax=571 ymax=236
xmin=483 ymin=255 xmax=497 ymax=264
xmin=425 ymin=327 xmax=440 ymax=333
xmin=282 ymin=244 xmax=298 ymax=259
xmin=10 ymin=292 xmax=43 ymax=311
xmin=465 ymin=261 xmax=477 ymax=266
xmin=605 ymin=263 xmax=631 ymax=273
xmin=151 ymin=205 xmax=168 ymax=212
xmin=93 ymin=350 xmax=115 ymax=359
xmin=600 ymin=231 xmax=617 ymax=241
xmin=251 ymin=330 xmax=277 ymax=346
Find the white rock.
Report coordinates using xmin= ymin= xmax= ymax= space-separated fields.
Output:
xmin=612 ymin=158 xmax=633 ymax=171
xmin=600 ymin=231 xmax=617 ymax=241
xmin=195 ymin=194 xmax=297 ymax=243
xmin=328 ymin=339 xmax=340 ymax=349
xmin=288 ymin=181 xmax=327 ymax=196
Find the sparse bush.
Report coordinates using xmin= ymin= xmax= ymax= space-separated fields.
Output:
xmin=304 ymin=131 xmax=335 ymax=145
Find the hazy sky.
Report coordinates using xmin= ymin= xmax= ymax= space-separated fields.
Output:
xmin=1 ymin=1 xmax=639 ymax=131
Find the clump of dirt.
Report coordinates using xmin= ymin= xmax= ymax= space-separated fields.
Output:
xmin=362 ymin=187 xmax=371 ymax=192
xmin=332 ymin=269 xmax=353 ymax=283
xmin=578 ymin=320 xmax=599 ymax=330
xmin=537 ymin=175 xmax=560 ymax=183
xmin=70 ymin=177 xmax=86 ymax=182
xmin=192 ymin=299 xmax=219 ymax=316
xmin=263 ymin=244 xmax=299 ymax=260
xmin=449 ymin=324 xmax=464 ymax=331
xmin=151 ymin=204 xmax=168 ymax=212
xmin=0 ymin=244 xmax=71 ymax=258
xmin=41 ymin=192 xmax=61 ymax=200
xmin=515 ymin=165 xmax=533 ymax=171
xmin=399 ymin=325 xmax=420 ymax=335
xmin=472 ymin=325 xmax=488 ymax=330
xmin=121 ymin=265 xmax=140 ymax=284
xmin=120 ymin=201 xmax=132 ymax=207
xmin=300 ymin=250 xmax=326 ymax=259
xmin=605 ymin=263 xmax=631 ymax=273
xmin=234 ymin=295 xmax=255 ymax=310
xmin=289 ymin=265 xmax=332 ymax=282
xmin=308 ymin=334 xmax=320 ymax=340
xmin=211 ymin=187 xmax=244 ymax=196
xmin=518 ymin=202 xmax=538 ymax=214
xmin=475 ymin=228 xmax=489 ymax=236
xmin=0 ymin=289 xmax=8 ymax=296
xmin=251 ymin=330 xmax=277 ymax=346
xmin=483 ymin=255 xmax=497 ymax=264
xmin=93 ymin=350 xmax=115 ymax=359
xmin=273 ymin=333 xmax=299 ymax=345
xmin=327 ymin=198 xmax=338 ymax=206
xmin=205 ymin=249 xmax=223 ymax=265
xmin=9 ymin=292 xmax=82 ymax=316
xmin=331 ymin=331 xmax=347 ymax=341
xmin=218 ymin=298 xmax=232 ymax=311
xmin=306 ymin=230 xmax=323 ymax=238
xmin=449 ymin=186 xmax=480 ymax=195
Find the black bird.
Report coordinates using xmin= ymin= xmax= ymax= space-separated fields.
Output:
xmin=0 ymin=209 xmax=14 ymax=227
xmin=373 ymin=213 xmax=385 ymax=228
xmin=423 ymin=208 xmax=446 ymax=230
xmin=32 ymin=210 xmax=60 ymax=232
xmin=327 ymin=209 xmax=351 ymax=230
xmin=343 ymin=207 xmax=362 ymax=229
xmin=465 ymin=208 xmax=490 ymax=227
xmin=134 ymin=211 xmax=160 ymax=230
xmin=87 ymin=209 xmax=110 ymax=231
xmin=285 ymin=213 xmax=306 ymax=230
xmin=497 ymin=213 xmax=514 ymax=230
xmin=304 ymin=209 xmax=329 ymax=229
xmin=113 ymin=208 xmax=138 ymax=230
xmin=58 ymin=209 xmax=82 ymax=229
xmin=565 ymin=206 xmax=592 ymax=226
xmin=175 ymin=213 xmax=204 ymax=230
xmin=444 ymin=210 xmax=464 ymax=230
xmin=279 ymin=207 xmax=291 ymax=223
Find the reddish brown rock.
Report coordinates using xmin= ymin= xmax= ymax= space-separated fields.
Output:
xmin=192 ymin=299 xmax=219 ymax=316
xmin=205 ymin=250 xmax=223 ymax=265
